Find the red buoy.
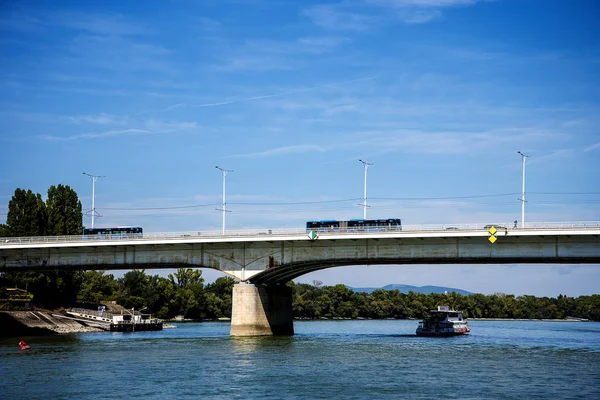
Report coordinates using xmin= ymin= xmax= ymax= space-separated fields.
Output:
xmin=18 ymin=340 xmax=30 ymax=350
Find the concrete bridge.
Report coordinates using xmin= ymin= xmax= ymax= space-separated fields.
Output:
xmin=1 ymin=221 xmax=599 ymax=336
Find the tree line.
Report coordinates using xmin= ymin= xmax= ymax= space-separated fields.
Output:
xmin=5 ymin=266 xmax=599 ymax=321
xmin=1 ymin=186 xmax=599 ymax=321
xmin=290 ymin=282 xmax=600 ymax=321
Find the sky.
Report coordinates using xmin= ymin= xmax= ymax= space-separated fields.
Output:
xmin=1 ymin=0 xmax=599 ymax=297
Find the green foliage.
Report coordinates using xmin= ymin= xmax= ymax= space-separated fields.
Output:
xmin=205 ymin=277 xmax=235 ymax=318
xmin=169 ymin=268 xmax=204 ymax=289
xmin=46 ymin=184 xmax=83 ymax=236
xmin=115 ymin=270 xmax=150 ymax=309
xmin=73 ymin=270 xmax=236 ymax=320
xmin=287 ymin=284 xmax=599 ymax=322
xmin=0 ymin=224 xmax=10 ymax=237
xmin=2 ymin=185 xmax=84 ymax=309
xmin=78 ymin=271 xmax=118 ymax=304
xmin=1 ymin=270 xmax=83 ymax=309
xmin=9 ymin=266 xmax=597 ymax=321
xmin=167 ymin=268 xmax=205 ymax=318
xmin=574 ymin=294 xmax=600 ymax=321
xmin=6 ymin=188 xmax=47 ymax=236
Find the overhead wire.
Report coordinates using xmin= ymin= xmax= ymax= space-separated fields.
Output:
xmin=1 ymin=192 xmax=599 ymax=220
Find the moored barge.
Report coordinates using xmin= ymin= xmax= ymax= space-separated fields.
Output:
xmin=65 ymin=307 xmax=163 ymax=332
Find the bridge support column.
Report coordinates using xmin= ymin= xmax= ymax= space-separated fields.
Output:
xmin=230 ymin=283 xmax=294 ymax=337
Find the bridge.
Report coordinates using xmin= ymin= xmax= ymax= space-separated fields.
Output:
xmin=1 ymin=221 xmax=599 ymax=336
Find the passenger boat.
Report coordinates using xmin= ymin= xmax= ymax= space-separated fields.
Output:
xmin=416 ymin=306 xmax=471 ymax=336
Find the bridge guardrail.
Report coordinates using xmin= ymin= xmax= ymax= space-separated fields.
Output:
xmin=1 ymin=221 xmax=599 ymax=246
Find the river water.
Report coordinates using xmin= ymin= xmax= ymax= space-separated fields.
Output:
xmin=1 ymin=320 xmax=599 ymax=399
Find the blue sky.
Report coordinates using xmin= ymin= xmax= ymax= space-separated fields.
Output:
xmin=1 ymin=0 xmax=599 ymax=297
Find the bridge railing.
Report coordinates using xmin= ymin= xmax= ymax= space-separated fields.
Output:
xmin=1 ymin=221 xmax=599 ymax=246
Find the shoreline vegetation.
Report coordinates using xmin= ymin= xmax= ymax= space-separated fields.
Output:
xmin=2 ymin=268 xmax=600 ymax=329
xmin=3 ymin=268 xmax=599 ymax=323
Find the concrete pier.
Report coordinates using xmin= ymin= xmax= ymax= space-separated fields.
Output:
xmin=230 ymin=283 xmax=294 ymax=336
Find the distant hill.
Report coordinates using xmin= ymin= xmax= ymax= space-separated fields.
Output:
xmin=348 ymin=284 xmax=472 ymax=296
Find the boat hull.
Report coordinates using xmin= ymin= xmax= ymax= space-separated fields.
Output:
xmin=110 ymin=322 xmax=163 ymax=332
xmin=416 ymin=328 xmax=470 ymax=337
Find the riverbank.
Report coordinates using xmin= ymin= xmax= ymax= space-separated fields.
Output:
xmin=0 ymin=311 xmax=103 ymax=337
xmin=1 ymin=310 xmax=178 ymax=337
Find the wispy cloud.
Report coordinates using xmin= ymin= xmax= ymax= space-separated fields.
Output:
xmin=143 ymin=120 xmax=199 ymax=132
xmin=369 ymin=0 xmax=482 ymax=6
xmin=137 ymin=103 xmax=188 ymax=115
xmin=322 ymin=104 xmax=357 ymax=116
xmin=212 ymin=35 xmax=351 ymax=71
xmin=214 ymin=55 xmax=294 ymax=72
xmin=0 ymin=9 xmax=148 ymax=36
xmin=69 ymin=34 xmax=173 ymax=73
xmin=297 ymin=36 xmax=351 ymax=48
xmin=302 ymin=4 xmax=375 ymax=31
xmin=192 ymin=76 xmax=376 ymax=107
xmin=52 ymin=12 xmax=149 ymax=36
xmin=68 ymin=113 xmax=128 ymax=125
xmin=230 ymin=145 xmax=326 ymax=158
xmin=40 ymin=128 xmax=152 ymax=141
xmin=230 ymin=128 xmax=562 ymax=159
xmin=395 ymin=8 xmax=441 ymax=23
xmin=303 ymin=0 xmax=486 ymax=29
xmin=195 ymin=16 xmax=221 ymax=31
xmin=340 ymin=128 xmax=563 ymax=156
xmin=524 ymin=149 xmax=576 ymax=165
xmin=584 ymin=142 xmax=600 ymax=152
xmin=0 ymin=10 xmax=45 ymax=33
xmin=380 ymin=0 xmax=488 ymax=23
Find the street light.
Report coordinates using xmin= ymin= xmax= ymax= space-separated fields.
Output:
xmin=517 ymin=151 xmax=530 ymax=228
xmin=82 ymin=172 xmax=105 ymax=229
xmin=358 ymin=159 xmax=373 ymax=219
xmin=215 ymin=166 xmax=233 ymax=235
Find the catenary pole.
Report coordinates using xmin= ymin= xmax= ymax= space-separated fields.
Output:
xmin=82 ymin=172 xmax=105 ymax=229
xmin=215 ymin=166 xmax=233 ymax=235
xmin=358 ymin=159 xmax=374 ymax=219
xmin=517 ymin=151 xmax=530 ymax=228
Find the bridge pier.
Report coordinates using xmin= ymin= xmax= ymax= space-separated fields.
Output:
xmin=230 ymin=283 xmax=294 ymax=337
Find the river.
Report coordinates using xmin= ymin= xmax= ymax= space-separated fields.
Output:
xmin=1 ymin=320 xmax=599 ymax=399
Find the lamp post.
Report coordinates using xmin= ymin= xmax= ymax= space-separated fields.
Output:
xmin=82 ymin=172 xmax=105 ymax=229
xmin=517 ymin=151 xmax=530 ymax=228
xmin=215 ymin=166 xmax=233 ymax=235
xmin=358 ymin=159 xmax=373 ymax=219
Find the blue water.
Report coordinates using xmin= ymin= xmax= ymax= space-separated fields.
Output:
xmin=1 ymin=320 xmax=599 ymax=399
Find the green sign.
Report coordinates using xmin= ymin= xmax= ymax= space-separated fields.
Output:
xmin=308 ymin=231 xmax=318 ymax=240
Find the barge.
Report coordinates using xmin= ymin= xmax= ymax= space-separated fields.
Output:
xmin=64 ymin=307 xmax=163 ymax=332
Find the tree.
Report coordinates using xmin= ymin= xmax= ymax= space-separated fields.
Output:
xmin=0 ymin=224 xmax=10 ymax=237
xmin=145 ymin=275 xmax=177 ymax=319
xmin=169 ymin=268 xmax=204 ymax=289
xmin=115 ymin=270 xmax=149 ymax=309
xmin=6 ymin=188 xmax=47 ymax=236
xmin=3 ymin=187 xmax=84 ymax=309
xmin=168 ymin=269 xmax=206 ymax=319
xmin=78 ymin=271 xmax=118 ymax=304
xmin=2 ymin=270 xmax=83 ymax=309
xmin=205 ymin=276 xmax=236 ymax=318
xmin=46 ymin=184 xmax=83 ymax=236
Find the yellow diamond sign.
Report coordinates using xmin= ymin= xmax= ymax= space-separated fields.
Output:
xmin=488 ymin=226 xmax=497 ymax=235
xmin=488 ymin=235 xmax=497 ymax=243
